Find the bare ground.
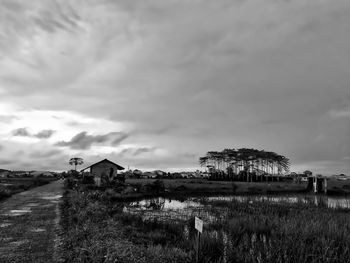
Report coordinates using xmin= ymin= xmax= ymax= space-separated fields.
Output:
xmin=0 ymin=180 xmax=64 ymax=263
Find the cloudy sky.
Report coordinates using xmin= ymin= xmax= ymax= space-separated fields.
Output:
xmin=0 ymin=0 xmax=349 ymax=174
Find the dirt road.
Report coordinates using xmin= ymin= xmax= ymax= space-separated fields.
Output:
xmin=0 ymin=179 xmax=64 ymax=263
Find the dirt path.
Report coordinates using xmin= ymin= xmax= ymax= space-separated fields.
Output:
xmin=0 ymin=179 xmax=64 ymax=263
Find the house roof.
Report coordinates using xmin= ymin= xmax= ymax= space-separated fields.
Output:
xmin=80 ymin=159 xmax=125 ymax=172
xmin=0 ymin=168 xmax=10 ymax=172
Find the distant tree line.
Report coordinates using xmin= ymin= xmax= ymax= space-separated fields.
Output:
xmin=199 ymin=148 xmax=290 ymax=181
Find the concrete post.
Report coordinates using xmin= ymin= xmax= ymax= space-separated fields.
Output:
xmin=313 ymin=177 xmax=317 ymax=193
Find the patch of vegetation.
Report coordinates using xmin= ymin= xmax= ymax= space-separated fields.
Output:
xmin=60 ymin=186 xmax=194 ymax=263
xmin=60 ymin=179 xmax=350 ymax=262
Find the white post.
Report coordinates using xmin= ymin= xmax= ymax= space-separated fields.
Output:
xmin=313 ymin=177 xmax=317 ymax=193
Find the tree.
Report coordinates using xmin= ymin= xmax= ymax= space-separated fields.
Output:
xmin=69 ymin=157 xmax=84 ymax=171
xmin=199 ymin=148 xmax=290 ymax=181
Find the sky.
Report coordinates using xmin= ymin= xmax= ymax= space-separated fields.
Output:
xmin=0 ymin=0 xmax=349 ymax=174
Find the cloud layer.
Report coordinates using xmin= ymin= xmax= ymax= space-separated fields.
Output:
xmin=56 ymin=131 xmax=129 ymax=149
xmin=0 ymin=0 xmax=349 ymax=174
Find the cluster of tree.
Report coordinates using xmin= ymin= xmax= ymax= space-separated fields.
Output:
xmin=199 ymin=148 xmax=290 ymax=176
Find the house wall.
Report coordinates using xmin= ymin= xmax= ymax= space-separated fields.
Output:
xmin=91 ymin=161 xmax=119 ymax=186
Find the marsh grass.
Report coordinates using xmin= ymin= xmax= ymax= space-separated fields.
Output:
xmin=61 ymin=181 xmax=350 ymax=263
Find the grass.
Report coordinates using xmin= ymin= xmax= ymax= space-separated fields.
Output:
xmin=122 ymin=179 xmax=308 ymax=200
xmin=60 ymin=179 xmax=350 ymax=262
xmin=0 ymin=178 xmax=53 ymax=201
xmin=60 ymin=188 xmax=193 ymax=263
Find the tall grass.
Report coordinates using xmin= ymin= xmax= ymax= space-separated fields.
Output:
xmin=60 ymin=188 xmax=194 ymax=263
xmin=60 ymin=181 xmax=350 ymax=263
xmin=199 ymin=199 xmax=350 ymax=263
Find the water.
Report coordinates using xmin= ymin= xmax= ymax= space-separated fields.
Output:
xmin=122 ymin=194 xmax=350 ymax=223
xmin=125 ymin=194 xmax=350 ymax=211
xmin=122 ymin=194 xmax=350 ymax=262
xmin=123 ymin=198 xmax=213 ymax=222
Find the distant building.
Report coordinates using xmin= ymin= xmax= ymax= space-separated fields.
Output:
xmin=12 ymin=171 xmax=29 ymax=177
xmin=336 ymin=174 xmax=348 ymax=181
xmin=154 ymin=170 xmax=166 ymax=177
xmin=143 ymin=171 xmax=156 ymax=178
xmin=30 ymin=171 xmax=55 ymax=178
xmin=0 ymin=169 xmax=11 ymax=178
xmin=80 ymin=159 xmax=125 ymax=186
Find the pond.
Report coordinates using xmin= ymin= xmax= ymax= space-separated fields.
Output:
xmin=121 ymin=194 xmax=350 ymax=263
xmin=122 ymin=194 xmax=350 ymax=222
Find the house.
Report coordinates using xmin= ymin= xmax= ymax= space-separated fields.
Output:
xmin=336 ymin=174 xmax=348 ymax=181
xmin=12 ymin=171 xmax=30 ymax=177
xmin=80 ymin=159 xmax=125 ymax=186
xmin=143 ymin=171 xmax=156 ymax=178
xmin=30 ymin=171 xmax=55 ymax=178
xmin=0 ymin=169 xmax=11 ymax=178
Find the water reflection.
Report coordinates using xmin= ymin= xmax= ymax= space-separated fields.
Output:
xmin=127 ymin=197 xmax=203 ymax=210
xmin=123 ymin=194 xmax=350 ymax=224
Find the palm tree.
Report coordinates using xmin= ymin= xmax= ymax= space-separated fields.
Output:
xmin=69 ymin=157 xmax=84 ymax=171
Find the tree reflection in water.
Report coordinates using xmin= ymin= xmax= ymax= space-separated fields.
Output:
xmin=145 ymin=197 xmax=165 ymax=210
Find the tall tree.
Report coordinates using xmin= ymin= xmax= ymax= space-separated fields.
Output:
xmin=199 ymin=148 xmax=290 ymax=180
xmin=69 ymin=157 xmax=84 ymax=171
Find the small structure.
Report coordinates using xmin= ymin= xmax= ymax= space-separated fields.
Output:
xmin=30 ymin=171 xmax=55 ymax=178
xmin=80 ymin=159 xmax=125 ymax=186
xmin=307 ymin=176 xmax=328 ymax=194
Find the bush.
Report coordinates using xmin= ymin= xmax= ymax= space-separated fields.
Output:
xmin=81 ymin=175 xmax=95 ymax=185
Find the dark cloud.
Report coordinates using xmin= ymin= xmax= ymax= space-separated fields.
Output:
xmin=119 ymin=147 xmax=156 ymax=157
xmin=12 ymin=128 xmax=55 ymax=139
xmin=56 ymin=131 xmax=129 ymax=149
xmin=133 ymin=147 xmax=155 ymax=156
xmin=12 ymin=128 xmax=30 ymax=137
xmin=35 ymin=129 xmax=56 ymax=139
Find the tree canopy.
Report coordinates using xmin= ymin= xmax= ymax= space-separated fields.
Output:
xmin=69 ymin=157 xmax=84 ymax=171
xmin=199 ymin=148 xmax=290 ymax=175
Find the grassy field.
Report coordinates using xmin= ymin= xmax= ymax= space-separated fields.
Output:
xmin=125 ymin=178 xmax=350 ymax=197
xmin=126 ymin=178 xmax=308 ymax=192
xmin=0 ymin=178 xmax=53 ymax=201
xmin=124 ymin=178 xmax=307 ymax=198
xmin=60 ymin=180 xmax=350 ymax=263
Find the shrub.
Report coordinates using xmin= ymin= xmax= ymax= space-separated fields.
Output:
xmin=81 ymin=175 xmax=95 ymax=185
